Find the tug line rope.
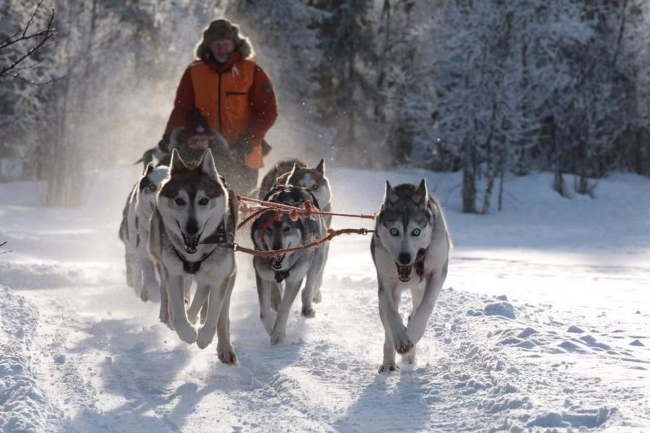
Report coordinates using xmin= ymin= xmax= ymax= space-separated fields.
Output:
xmin=233 ymin=195 xmax=375 ymax=257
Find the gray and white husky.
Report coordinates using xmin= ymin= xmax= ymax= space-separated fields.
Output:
xmin=119 ymin=163 xmax=169 ymax=301
xmin=258 ymin=158 xmax=333 ymax=227
xmin=371 ymin=179 xmax=451 ymax=372
xmin=251 ymin=185 xmax=329 ymax=345
xmin=148 ymin=149 xmax=239 ymax=363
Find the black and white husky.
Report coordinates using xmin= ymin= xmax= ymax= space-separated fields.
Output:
xmin=251 ymin=185 xmax=328 ymax=345
xmin=119 ymin=163 xmax=169 ymax=301
xmin=148 ymin=149 xmax=239 ymax=363
xmin=258 ymin=158 xmax=333 ymax=227
xmin=371 ymin=180 xmax=451 ymax=372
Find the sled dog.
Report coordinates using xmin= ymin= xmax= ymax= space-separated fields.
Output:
xmin=258 ymin=158 xmax=334 ymax=227
xmin=119 ymin=163 xmax=169 ymax=301
xmin=371 ymin=179 xmax=451 ymax=372
xmin=251 ymin=185 xmax=328 ymax=345
xmin=148 ymin=149 xmax=239 ymax=363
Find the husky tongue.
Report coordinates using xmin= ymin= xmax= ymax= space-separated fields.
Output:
xmin=184 ymin=233 xmax=200 ymax=254
xmin=396 ymin=264 xmax=412 ymax=282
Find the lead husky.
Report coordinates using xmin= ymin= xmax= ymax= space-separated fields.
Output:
xmin=258 ymin=158 xmax=333 ymax=227
xmin=371 ymin=180 xmax=451 ymax=372
xmin=251 ymin=185 xmax=328 ymax=345
xmin=148 ymin=149 xmax=239 ymax=363
xmin=119 ymin=163 xmax=169 ymax=301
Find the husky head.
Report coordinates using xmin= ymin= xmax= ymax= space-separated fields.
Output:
xmin=252 ymin=186 xmax=315 ymax=270
xmin=137 ymin=163 xmax=169 ymax=214
xmin=157 ymin=149 xmax=228 ymax=255
xmin=284 ymin=159 xmax=332 ymax=208
xmin=375 ymin=179 xmax=435 ymax=282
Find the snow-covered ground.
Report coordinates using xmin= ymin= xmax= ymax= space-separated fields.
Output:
xmin=1 ymin=164 xmax=649 ymax=433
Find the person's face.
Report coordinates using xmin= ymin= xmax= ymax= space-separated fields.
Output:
xmin=188 ymin=135 xmax=210 ymax=150
xmin=209 ymin=39 xmax=235 ymax=61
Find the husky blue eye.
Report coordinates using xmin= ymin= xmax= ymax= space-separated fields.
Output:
xmin=283 ymin=226 xmax=291 ymax=233
xmin=198 ymin=198 xmax=209 ymax=206
xmin=389 ymin=228 xmax=399 ymax=236
xmin=148 ymin=184 xmax=156 ymax=191
xmin=175 ymin=197 xmax=186 ymax=206
xmin=311 ymin=185 xmax=319 ymax=190
xmin=412 ymin=228 xmax=421 ymax=236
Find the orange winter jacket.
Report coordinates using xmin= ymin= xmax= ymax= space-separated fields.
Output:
xmin=164 ymin=52 xmax=278 ymax=169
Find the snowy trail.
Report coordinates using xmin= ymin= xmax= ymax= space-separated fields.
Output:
xmin=1 ymin=167 xmax=650 ymax=432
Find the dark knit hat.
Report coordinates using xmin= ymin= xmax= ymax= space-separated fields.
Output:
xmin=184 ymin=109 xmax=211 ymax=136
xmin=202 ymin=19 xmax=239 ymax=44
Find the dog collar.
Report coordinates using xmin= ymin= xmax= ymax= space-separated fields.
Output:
xmin=201 ymin=222 xmax=228 ymax=245
xmin=273 ymin=261 xmax=297 ymax=283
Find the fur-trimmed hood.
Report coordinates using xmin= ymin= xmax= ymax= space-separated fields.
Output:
xmin=193 ymin=19 xmax=254 ymax=62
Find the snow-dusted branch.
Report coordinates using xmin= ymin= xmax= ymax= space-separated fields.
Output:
xmin=0 ymin=0 xmax=56 ymax=81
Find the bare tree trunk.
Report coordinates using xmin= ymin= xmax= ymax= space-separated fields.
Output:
xmin=462 ymin=137 xmax=477 ymax=213
xmin=553 ymin=171 xmax=568 ymax=198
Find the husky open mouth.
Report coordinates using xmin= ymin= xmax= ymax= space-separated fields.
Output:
xmin=268 ymin=253 xmax=286 ymax=270
xmin=182 ymin=232 xmax=201 ymax=254
xmin=396 ymin=263 xmax=413 ymax=282
xmin=395 ymin=249 xmax=427 ymax=282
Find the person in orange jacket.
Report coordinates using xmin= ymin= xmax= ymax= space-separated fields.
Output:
xmin=158 ymin=18 xmax=278 ymax=196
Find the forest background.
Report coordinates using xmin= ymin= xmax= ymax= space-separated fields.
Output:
xmin=1 ymin=0 xmax=649 ymax=212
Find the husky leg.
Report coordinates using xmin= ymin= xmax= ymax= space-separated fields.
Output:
xmin=300 ymin=258 xmax=322 ymax=318
xmin=158 ymin=265 xmax=172 ymax=329
xmin=125 ymin=249 xmax=135 ymax=288
xmin=378 ymin=302 xmax=398 ymax=372
xmin=197 ymin=270 xmax=232 ymax=350
xmin=270 ymin=279 xmax=301 ymax=345
xmin=402 ymin=287 xmax=425 ymax=365
xmin=167 ymin=274 xmax=197 ymax=344
xmin=138 ymin=241 xmax=157 ymax=302
xmin=407 ymin=266 xmax=446 ymax=346
xmin=256 ymin=272 xmax=276 ymax=336
xmin=130 ymin=252 xmax=144 ymax=298
xmin=378 ymin=283 xmax=412 ymax=358
xmin=216 ymin=271 xmax=238 ymax=364
xmin=312 ymin=244 xmax=329 ymax=304
xmin=187 ymin=281 xmax=209 ymax=325
xmin=270 ymin=282 xmax=282 ymax=312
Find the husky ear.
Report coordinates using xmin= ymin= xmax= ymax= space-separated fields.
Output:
xmin=143 ymin=162 xmax=155 ymax=176
xmin=285 ymin=163 xmax=299 ymax=185
xmin=169 ymin=149 xmax=186 ymax=174
xmin=384 ymin=180 xmax=399 ymax=205
xmin=315 ymin=159 xmax=325 ymax=174
xmin=412 ymin=179 xmax=428 ymax=207
xmin=199 ymin=148 xmax=219 ymax=180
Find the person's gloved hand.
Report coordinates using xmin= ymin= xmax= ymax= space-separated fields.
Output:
xmin=229 ymin=139 xmax=252 ymax=163
xmin=262 ymin=139 xmax=272 ymax=156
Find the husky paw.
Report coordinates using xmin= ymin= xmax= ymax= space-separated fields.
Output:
xmin=217 ymin=344 xmax=238 ymax=365
xmin=270 ymin=328 xmax=286 ymax=345
xmin=174 ymin=322 xmax=198 ymax=344
xmin=312 ymin=289 xmax=322 ymax=304
xmin=260 ymin=313 xmax=276 ymax=336
xmin=196 ymin=326 xmax=216 ymax=349
xmin=140 ymin=287 xmax=149 ymax=302
xmin=394 ymin=332 xmax=414 ymax=354
xmin=378 ymin=363 xmax=400 ymax=373
xmin=401 ymin=348 xmax=416 ymax=365
xmin=301 ymin=306 xmax=316 ymax=318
